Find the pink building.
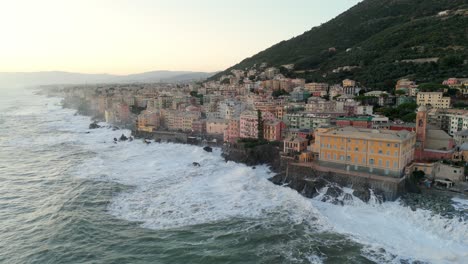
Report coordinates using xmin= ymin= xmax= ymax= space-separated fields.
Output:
xmin=264 ymin=119 xmax=285 ymax=141
xmin=224 ymin=118 xmax=240 ymax=143
xmin=240 ymin=111 xmax=259 ymax=139
xmin=443 ymin=78 xmax=459 ymax=86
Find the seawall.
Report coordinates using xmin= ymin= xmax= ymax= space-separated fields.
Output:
xmin=272 ymin=161 xmax=406 ymax=201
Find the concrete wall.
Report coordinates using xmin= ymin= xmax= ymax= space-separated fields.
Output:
xmin=133 ymin=130 xmax=188 ymax=143
xmin=285 ymin=162 xmax=406 ymax=201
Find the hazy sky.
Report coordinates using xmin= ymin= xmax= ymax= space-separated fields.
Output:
xmin=0 ymin=0 xmax=361 ymax=74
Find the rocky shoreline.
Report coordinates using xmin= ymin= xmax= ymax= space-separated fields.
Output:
xmin=400 ymin=192 xmax=467 ymax=220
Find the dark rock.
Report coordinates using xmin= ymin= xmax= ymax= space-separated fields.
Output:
xmin=223 ymin=144 xmax=280 ymax=171
xmin=203 ymin=146 xmax=213 ymax=152
xmin=343 ymin=193 xmax=354 ymax=202
xmin=192 ymin=162 xmax=201 ymax=167
xmin=325 ymin=185 xmax=343 ymax=199
xmin=129 ymin=137 xmax=134 ymax=142
xmin=89 ymin=122 xmax=101 ymax=129
xmin=119 ymin=134 xmax=128 ymax=141
xmin=113 ymin=138 xmax=118 ymax=142
xmin=353 ymin=189 xmax=371 ymax=203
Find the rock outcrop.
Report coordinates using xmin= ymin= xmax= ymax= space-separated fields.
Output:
xmin=222 ymin=144 xmax=281 ymax=171
xmin=89 ymin=122 xmax=101 ymax=129
xmin=203 ymin=146 xmax=213 ymax=153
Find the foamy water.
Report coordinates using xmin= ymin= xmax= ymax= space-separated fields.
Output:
xmin=1 ymin=87 xmax=467 ymax=264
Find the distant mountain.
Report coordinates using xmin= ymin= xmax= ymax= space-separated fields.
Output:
xmin=213 ymin=0 xmax=468 ymax=89
xmin=0 ymin=70 xmax=216 ymax=87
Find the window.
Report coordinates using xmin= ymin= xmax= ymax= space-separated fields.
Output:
xmin=340 ymin=155 xmax=344 ymax=161
xmin=363 ymin=157 xmax=366 ymax=164
xmin=387 ymin=143 xmax=391 ymax=147
xmin=379 ymin=159 xmax=382 ymax=166
xmin=394 ymin=143 xmax=399 ymax=148
xmin=386 ymin=161 xmax=390 ymax=168
xmin=370 ymin=159 xmax=375 ymax=165
xmin=395 ymin=151 xmax=398 ymax=156
xmin=386 ymin=151 xmax=390 ymax=155
xmin=347 ymin=156 xmax=351 ymax=161
xmin=394 ymin=161 xmax=398 ymax=169
xmin=355 ymin=147 xmax=359 ymax=151
xmin=378 ymin=150 xmax=383 ymax=154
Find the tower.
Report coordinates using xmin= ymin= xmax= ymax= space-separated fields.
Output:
xmin=416 ymin=105 xmax=427 ymax=149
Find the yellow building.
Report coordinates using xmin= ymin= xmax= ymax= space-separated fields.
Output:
xmin=342 ymin=79 xmax=356 ymax=87
xmin=314 ymin=127 xmax=416 ymax=177
xmin=417 ymin=92 xmax=451 ymax=109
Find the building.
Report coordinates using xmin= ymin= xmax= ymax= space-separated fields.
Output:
xmin=290 ymin=87 xmax=311 ymax=102
xmin=355 ymin=105 xmax=374 ymax=115
xmin=454 ymin=130 xmax=468 ymax=146
xmin=343 ymin=79 xmax=356 ymax=87
xmin=239 ymin=110 xmax=259 ymax=139
xmin=336 ymin=116 xmax=373 ymax=128
xmin=224 ymin=118 xmax=240 ymax=143
xmin=136 ymin=110 xmax=160 ymax=132
xmin=206 ymin=119 xmax=229 ymax=135
xmin=284 ymin=137 xmax=308 ymax=154
xmin=417 ymin=92 xmax=451 ymax=109
xmin=314 ymin=127 xmax=416 ymax=177
xmin=306 ymin=97 xmax=337 ymax=112
xmin=410 ymin=162 xmax=465 ymax=183
xmin=396 ymin=79 xmax=418 ymax=94
xmin=414 ymin=106 xmax=456 ymax=161
xmin=304 ymin=82 xmax=328 ymax=92
xmin=264 ymin=119 xmax=285 ymax=142
xmin=192 ymin=120 xmax=206 ymax=134
xmin=283 ymin=113 xmax=332 ymax=130
xmin=218 ymin=99 xmax=246 ymax=120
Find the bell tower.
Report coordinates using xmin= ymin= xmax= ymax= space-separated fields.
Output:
xmin=416 ymin=105 xmax=427 ymax=147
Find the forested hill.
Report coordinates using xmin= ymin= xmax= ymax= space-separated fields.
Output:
xmin=213 ymin=0 xmax=468 ymax=89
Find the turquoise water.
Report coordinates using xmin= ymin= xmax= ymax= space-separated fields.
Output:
xmin=0 ymin=87 xmax=466 ymax=264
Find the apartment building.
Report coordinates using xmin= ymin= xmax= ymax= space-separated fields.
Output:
xmin=417 ymin=92 xmax=451 ymax=109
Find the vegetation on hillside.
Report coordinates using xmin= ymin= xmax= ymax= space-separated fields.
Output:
xmin=213 ymin=0 xmax=468 ymax=89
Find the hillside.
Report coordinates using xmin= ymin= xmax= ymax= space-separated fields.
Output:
xmin=214 ymin=0 xmax=468 ymax=89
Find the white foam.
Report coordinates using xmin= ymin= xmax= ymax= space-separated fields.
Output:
xmin=312 ymin=189 xmax=468 ymax=263
xmin=73 ymin=138 xmax=325 ymax=230
xmin=452 ymin=197 xmax=468 ymax=211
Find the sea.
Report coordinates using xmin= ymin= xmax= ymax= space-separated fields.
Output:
xmin=0 ymin=86 xmax=467 ymax=264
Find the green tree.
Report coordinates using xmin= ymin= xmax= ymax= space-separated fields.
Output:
xmin=395 ymin=90 xmax=406 ymax=96
xmin=257 ymin=110 xmax=264 ymax=141
xmin=272 ymin=89 xmax=289 ymax=98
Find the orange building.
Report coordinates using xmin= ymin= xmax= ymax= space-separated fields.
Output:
xmin=314 ymin=127 xmax=416 ymax=177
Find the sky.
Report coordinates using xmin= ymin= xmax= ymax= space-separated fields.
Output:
xmin=0 ymin=0 xmax=361 ymax=75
